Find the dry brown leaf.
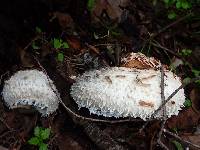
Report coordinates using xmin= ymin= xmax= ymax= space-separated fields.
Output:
xmin=92 ymin=0 xmax=130 ymax=23
xmin=190 ymin=88 xmax=200 ymax=112
xmin=51 ymin=12 xmax=74 ymax=29
xmin=167 ymin=108 xmax=200 ymax=129
xmin=66 ymin=36 xmax=81 ymax=50
xmin=181 ymin=134 xmax=200 ymax=148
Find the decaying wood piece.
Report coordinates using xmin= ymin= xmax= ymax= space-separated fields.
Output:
xmin=83 ymin=122 xmax=128 ymax=150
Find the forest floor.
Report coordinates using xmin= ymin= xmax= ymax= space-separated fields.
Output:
xmin=0 ymin=0 xmax=200 ymax=149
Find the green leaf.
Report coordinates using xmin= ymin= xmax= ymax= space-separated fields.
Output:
xmin=111 ymin=31 xmax=121 ymax=36
xmin=62 ymin=42 xmax=69 ymax=48
xmin=164 ymin=0 xmax=169 ymax=4
xmin=181 ymin=1 xmax=191 ymax=9
xmin=195 ymin=80 xmax=200 ymax=85
xmin=28 ymin=137 xmax=40 ymax=145
xmin=172 ymin=140 xmax=184 ymax=150
xmin=53 ymin=38 xmax=62 ymax=49
xmin=176 ymin=1 xmax=182 ymax=9
xmin=87 ymin=0 xmax=96 ymax=11
xmin=171 ymin=127 xmax=178 ymax=133
xmin=183 ymin=77 xmax=191 ymax=84
xmin=32 ymin=41 xmax=40 ymax=50
xmin=183 ymin=99 xmax=192 ymax=108
xmin=57 ymin=53 xmax=64 ymax=62
xmin=168 ymin=11 xmax=177 ymax=19
xmin=40 ymin=128 xmax=51 ymax=140
xmin=34 ymin=126 xmax=41 ymax=137
xmin=192 ymin=69 xmax=200 ymax=77
xmin=36 ymin=26 xmax=42 ymax=33
xmin=39 ymin=143 xmax=48 ymax=150
xmin=179 ymin=49 xmax=192 ymax=56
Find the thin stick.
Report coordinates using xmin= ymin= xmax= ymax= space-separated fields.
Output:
xmin=157 ymin=66 xmax=169 ymax=149
xmin=151 ymin=13 xmax=192 ymax=38
xmin=160 ymin=65 xmax=166 ymax=118
xmin=164 ymin=129 xmax=200 ymax=149
xmin=153 ymin=77 xmax=200 ymax=118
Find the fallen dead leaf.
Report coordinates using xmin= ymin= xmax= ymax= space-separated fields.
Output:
xmin=51 ymin=12 xmax=74 ymax=30
xmin=190 ymin=87 xmax=200 ymax=113
xmin=181 ymin=134 xmax=200 ymax=148
xmin=66 ymin=36 xmax=81 ymax=50
xmin=167 ymin=108 xmax=200 ymax=129
xmin=92 ymin=0 xmax=130 ymax=23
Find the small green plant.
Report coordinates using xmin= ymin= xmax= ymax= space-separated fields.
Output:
xmin=35 ymin=26 xmax=42 ymax=34
xmin=179 ymin=49 xmax=192 ymax=56
xmin=183 ymin=98 xmax=192 ymax=108
xmin=163 ymin=0 xmax=192 ymax=19
xmin=57 ymin=52 xmax=64 ymax=62
xmin=87 ymin=0 xmax=96 ymax=12
xmin=53 ymin=38 xmax=69 ymax=49
xmin=28 ymin=126 xmax=51 ymax=150
xmin=52 ymin=38 xmax=69 ymax=62
xmin=32 ymin=41 xmax=40 ymax=50
xmin=172 ymin=140 xmax=184 ymax=150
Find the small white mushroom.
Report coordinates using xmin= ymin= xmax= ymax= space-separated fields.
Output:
xmin=2 ymin=70 xmax=60 ymax=116
xmin=70 ymin=67 xmax=185 ymax=120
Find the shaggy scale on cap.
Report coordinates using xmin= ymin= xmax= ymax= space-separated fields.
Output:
xmin=2 ymin=70 xmax=60 ymax=116
xmin=121 ymin=52 xmax=162 ymax=69
xmin=70 ymin=67 xmax=185 ymax=120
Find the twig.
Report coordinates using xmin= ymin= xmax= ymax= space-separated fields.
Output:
xmin=160 ymin=65 xmax=166 ymax=118
xmin=0 ymin=117 xmax=12 ymax=130
xmin=157 ymin=119 xmax=168 ymax=150
xmin=140 ymin=66 xmax=166 ymax=132
xmin=164 ymin=129 xmax=200 ymax=149
xmin=151 ymin=13 xmax=192 ymax=38
xmin=157 ymin=65 xmax=169 ymax=149
xmin=140 ymin=73 xmax=200 ymax=131
xmin=152 ymin=76 xmax=200 ymax=119
xmin=33 ymin=56 xmax=144 ymax=124
xmin=151 ymin=41 xmax=180 ymax=58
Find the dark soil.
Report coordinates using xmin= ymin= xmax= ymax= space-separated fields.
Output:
xmin=0 ymin=0 xmax=199 ymax=150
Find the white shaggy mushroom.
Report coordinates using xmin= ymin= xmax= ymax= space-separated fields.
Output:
xmin=2 ymin=70 xmax=60 ymax=116
xmin=70 ymin=67 xmax=185 ymax=120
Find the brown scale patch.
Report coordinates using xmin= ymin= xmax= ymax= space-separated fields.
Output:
xmin=104 ymin=76 xmax=112 ymax=84
xmin=171 ymin=101 xmax=175 ymax=105
xmin=115 ymin=75 xmax=126 ymax=78
xmin=139 ymin=75 xmax=156 ymax=81
xmin=121 ymin=52 xmax=161 ymax=69
xmin=139 ymin=100 xmax=154 ymax=108
xmin=121 ymin=60 xmax=152 ymax=69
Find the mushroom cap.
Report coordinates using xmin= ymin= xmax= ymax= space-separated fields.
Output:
xmin=2 ymin=70 xmax=60 ymax=116
xmin=70 ymin=67 xmax=185 ymax=120
xmin=121 ymin=52 xmax=162 ymax=69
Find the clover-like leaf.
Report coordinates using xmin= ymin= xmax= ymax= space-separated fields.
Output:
xmin=57 ymin=53 xmax=64 ymax=62
xmin=62 ymin=42 xmax=69 ymax=48
xmin=53 ymin=38 xmax=62 ymax=49
xmin=168 ymin=11 xmax=177 ymax=19
xmin=40 ymin=128 xmax=51 ymax=140
xmin=34 ymin=126 xmax=41 ymax=137
xmin=28 ymin=137 xmax=40 ymax=145
xmin=39 ymin=143 xmax=48 ymax=150
xmin=183 ymin=99 xmax=192 ymax=108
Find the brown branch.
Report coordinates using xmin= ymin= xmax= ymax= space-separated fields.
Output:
xmin=152 ymin=76 xmax=200 ymax=119
xmin=151 ymin=13 xmax=192 ymax=38
xmin=164 ymin=129 xmax=200 ymax=149
xmin=157 ymin=66 xmax=169 ymax=149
